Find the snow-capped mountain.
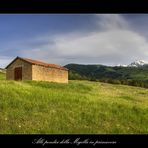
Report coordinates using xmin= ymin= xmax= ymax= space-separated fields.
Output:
xmin=128 ymin=60 xmax=147 ymax=67
xmin=116 ymin=60 xmax=148 ymax=67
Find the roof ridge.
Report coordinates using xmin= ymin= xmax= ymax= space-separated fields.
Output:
xmin=6 ymin=57 xmax=68 ymax=71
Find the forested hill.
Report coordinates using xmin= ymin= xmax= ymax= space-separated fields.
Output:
xmin=64 ymin=64 xmax=148 ymax=88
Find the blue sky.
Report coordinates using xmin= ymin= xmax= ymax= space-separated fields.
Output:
xmin=0 ymin=14 xmax=148 ymax=68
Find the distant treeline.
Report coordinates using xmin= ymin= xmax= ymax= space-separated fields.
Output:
xmin=65 ymin=64 xmax=148 ymax=88
xmin=98 ymin=79 xmax=148 ymax=88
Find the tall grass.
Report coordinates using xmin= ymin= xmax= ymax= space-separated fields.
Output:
xmin=0 ymin=72 xmax=5 ymax=80
xmin=0 ymin=79 xmax=148 ymax=134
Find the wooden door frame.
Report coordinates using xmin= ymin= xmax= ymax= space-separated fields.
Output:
xmin=14 ymin=67 xmax=22 ymax=80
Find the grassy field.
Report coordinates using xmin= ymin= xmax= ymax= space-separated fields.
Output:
xmin=0 ymin=72 xmax=5 ymax=80
xmin=0 ymin=73 xmax=148 ymax=134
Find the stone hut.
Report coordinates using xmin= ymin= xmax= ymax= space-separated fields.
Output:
xmin=5 ymin=57 xmax=68 ymax=83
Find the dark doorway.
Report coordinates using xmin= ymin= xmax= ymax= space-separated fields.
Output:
xmin=14 ymin=67 xmax=22 ymax=80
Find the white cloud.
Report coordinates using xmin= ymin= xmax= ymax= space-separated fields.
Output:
xmin=96 ymin=14 xmax=129 ymax=30
xmin=19 ymin=14 xmax=148 ymax=66
xmin=22 ymin=14 xmax=148 ymax=65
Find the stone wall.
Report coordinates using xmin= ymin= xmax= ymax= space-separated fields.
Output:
xmin=6 ymin=59 xmax=32 ymax=80
xmin=32 ymin=65 xmax=68 ymax=83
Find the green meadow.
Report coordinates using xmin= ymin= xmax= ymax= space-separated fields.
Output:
xmin=0 ymin=72 xmax=5 ymax=80
xmin=0 ymin=72 xmax=148 ymax=134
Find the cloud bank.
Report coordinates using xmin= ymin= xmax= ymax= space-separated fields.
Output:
xmin=22 ymin=14 xmax=148 ymax=66
xmin=1 ymin=14 xmax=148 ymax=67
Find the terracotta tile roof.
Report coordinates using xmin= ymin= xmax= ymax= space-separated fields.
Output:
xmin=6 ymin=57 xmax=68 ymax=71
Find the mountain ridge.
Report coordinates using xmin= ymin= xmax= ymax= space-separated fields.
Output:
xmin=64 ymin=62 xmax=148 ymax=88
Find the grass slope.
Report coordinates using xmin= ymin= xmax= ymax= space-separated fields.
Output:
xmin=0 ymin=72 xmax=5 ymax=80
xmin=0 ymin=78 xmax=148 ymax=134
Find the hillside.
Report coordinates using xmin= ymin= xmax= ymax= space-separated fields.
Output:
xmin=0 ymin=68 xmax=6 ymax=73
xmin=0 ymin=78 xmax=148 ymax=133
xmin=64 ymin=64 xmax=148 ymax=88
xmin=0 ymin=72 xmax=5 ymax=80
